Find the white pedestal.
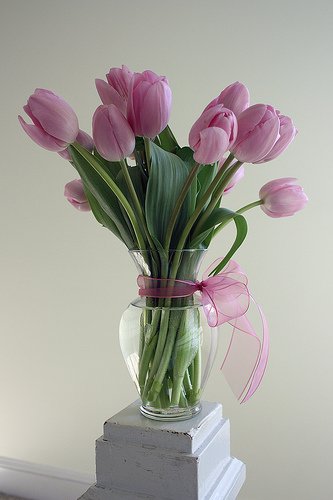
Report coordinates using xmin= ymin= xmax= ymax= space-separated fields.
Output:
xmin=79 ymin=400 xmax=245 ymax=500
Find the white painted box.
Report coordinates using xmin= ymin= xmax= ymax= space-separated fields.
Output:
xmin=79 ymin=400 xmax=245 ymax=500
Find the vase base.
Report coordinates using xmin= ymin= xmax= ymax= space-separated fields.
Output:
xmin=139 ymin=402 xmax=202 ymax=421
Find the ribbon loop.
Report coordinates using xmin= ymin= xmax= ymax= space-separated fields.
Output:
xmin=137 ymin=258 xmax=269 ymax=403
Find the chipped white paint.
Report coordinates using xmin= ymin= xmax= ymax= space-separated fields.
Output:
xmin=79 ymin=400 xmax=245 ymax=500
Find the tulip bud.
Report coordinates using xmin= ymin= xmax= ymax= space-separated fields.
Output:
xmin=64 ymin=179 xmax=91 ymax=212
xmin=92 ymin=104 xmax=135 ymax=161
xmin=18 ymin=89 xmax=79 ymax=152
xmin=255 ymin=113 xmax=297 ymax=163
xmin=59 ymin=129 xmax=94 ymax=160
xmin=189 ymin=105 xmax=237 ymax=164
xmin=231 ymin=104 xmax=280 ymax=163
xmin=192 ymin=127 xmax=230 ymax=164
xmin=127 ymin=70 xmax=172 ymax=138
xmin=205 ymin=81 xmax=250 ymax=117
xmin=95 ymin=65 xmax=133 ymax=115
xmin=219 ymin=158 xmax=245 ymax=194
xmin=259 ymin=178 xmax=308 ymax=218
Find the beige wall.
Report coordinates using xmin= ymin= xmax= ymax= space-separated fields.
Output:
xmin=1 ymin=0 xmax=332 ymax=498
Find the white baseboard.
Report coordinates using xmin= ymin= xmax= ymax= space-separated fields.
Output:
xmin=0 ymin=456 xmax=95 ymax=500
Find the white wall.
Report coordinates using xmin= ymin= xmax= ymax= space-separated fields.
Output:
xmin=1 ymin=1 xmax=332 ymax=498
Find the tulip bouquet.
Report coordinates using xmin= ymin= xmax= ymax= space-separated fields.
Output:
xmin=19 ymin=65 xmax=307 ymax=418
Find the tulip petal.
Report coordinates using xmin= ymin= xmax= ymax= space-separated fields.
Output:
xmin=58 ymin=148 xmax=71 ymax=160
xmin=218 ymin=81 xmax=250 ymax=117
xmin=64 ymin=179 xmax=91 ymax=212
xmin=93 ymin=104 xmax=135 ymax=161
xmin=95 ymin=79 xmax=127 ymax=115
xmin=28 ymin=89 xmax=79 ymax=143
xmin=58 ymin=129 xmax=93 ymax=161
xmin=189 ymin=105 xmax=237 ymax=150
xmin=127 ymin=71 xmax=172 ymax=137
xmin=255 ymin=115 xmax=297 ymax=163
xmin=106 ymin=65 xmax=133 ymax=99
xmin=224 ymin=165 xmax=245 ymax=194
xmin=18 ymin=115 xmax=67 ymax=152
xmin=141 ymin=81 xmax=172 ymax=138
xmin=261 ymin=187 xmax=308 ymax=217
xmin=259 ymin=177 xmax=297 ymax=199
xmin=76 ymin=129 xmax=94 ymax=152
xmin=235 ymin=104 xmax=273 ymax=149
xmin=67 ymin=200 xmax=91 ymax=211
xmin=259 ymin=178 xmax=308 ymax=218
xmin=64 ymin=179 xmax=87 ymax=203
xmin=232 ymin=115 xmax=280 ymax=163
xmin=193 ymin=127 xmax=229 ymax=164
xmin=93 ymin=106 xmax=118 ymax=160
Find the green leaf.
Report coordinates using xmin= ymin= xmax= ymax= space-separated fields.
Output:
xmin=176 ymin=147 xmax=197 ymax=213
xmin=145 ymin=142 xmax=191 ymax=249
xmin=156 ymin=125 xmax=180 ymax=153
xmin=68 ymin=144 xmax=139 ymax=249
xmin=196 ymin=163 xmax=218 ymax=210
xmin=83 ymin=187 xmax=123 ymax=241
xmin=189 ymin=208 xmax=247 ymax=273
xmin=93 ymin=148 xmax=121 ymax=180
xmin=211 ymin=209 xmax=248 ymax=275
xmin=115 ymin=166 xmax=144 ymax=244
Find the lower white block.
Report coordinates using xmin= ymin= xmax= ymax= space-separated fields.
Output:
xmin=79 ymin=400 xmax=245 ymax=500
xmin=79 ymin=458 xmax=245 ymax=500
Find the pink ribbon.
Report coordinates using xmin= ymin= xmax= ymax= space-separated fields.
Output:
xmin=137 ymin=258 xmax=269 ymax=404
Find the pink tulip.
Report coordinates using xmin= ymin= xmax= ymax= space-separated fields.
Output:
xmin=18 ymin=89 xmax=79 ymax=152
xmin=95 ymin=65 xmax=133 ymax=115
xmin=92 ymin=104 xmax=135 ymax=161
xmin=192 ymin=127 xmax=230 ymax=164
xmin=205 ymin=81 xmax=250 ymax=117
xmin=219 ymin=158 xmax=245 ymax=194
xmin=59 ymin=129 xmax=94 ymax=160
xmin=189 ymin=105 xmax=237 ymax=164
xmin=259 ymin=178 xmax=308 ymax=218
xmin=127 ymin=70 xmax=172 ymax=138
xmin=255 ymin=113 xmax=297 ymax=163
xmin=64 ymin=179 xmax=91 ymax=212
xmin=231 ymin=104 xmax=280 ymax=163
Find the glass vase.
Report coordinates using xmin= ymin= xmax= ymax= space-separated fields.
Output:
xmin=119 ymin=249 xmax=218 ymax=421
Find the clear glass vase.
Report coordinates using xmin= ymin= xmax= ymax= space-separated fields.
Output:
xmin=119 ymin=249 xmax=218 ymax=421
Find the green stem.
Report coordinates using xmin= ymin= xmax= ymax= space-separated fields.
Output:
xmin=120 ymin=159 xmax=157 ymax=253
xmin=146 ymin=309 xmax=182 ymax=402
xmin=160 ymin=377 xmax=170 ymax=408
xmin=168 ymin=154 xmax=236 ymax=279
xmin=183 ymin=369 xmax=192 ymax=399
xmin=164 ymin=162 xmax=200 ymax=251
xmin=139 ymin=336 xmax=158 ymax=399
xmin=139 ymin=312 xmax=145 ymax=359
xmin=236 ymin=199 xmax=263 ymax=214
xmin=189 ymin=348 xmax=201 ymax=405
xmin=191 ymin=160 xmax=243 ymax=240
xmin=144 ymin=137 xmax=151 ymax=173
xmin=71 ymin=142 xmax=146 ymax=250
xmin=213 ymin=199 xmax=263 ymax=238
xmin=171 ymin=377 xmax=184 ymax=406
xmin=139 ymin=309 xmax=161 ymax=390
xmin=142 ymin=309 xmax=171 ymax=401
xmin=143 ymin=152 xmax=235 ymax=404
xmin=148 ymin=156 xmax=238 ymax=404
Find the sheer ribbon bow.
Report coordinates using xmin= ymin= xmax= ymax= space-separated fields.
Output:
xmin=137 ymin=258 xmax=269 ymax=403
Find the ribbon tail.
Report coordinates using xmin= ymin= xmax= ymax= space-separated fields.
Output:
xmin=220 ymin=297 xmax=269 ymax=404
